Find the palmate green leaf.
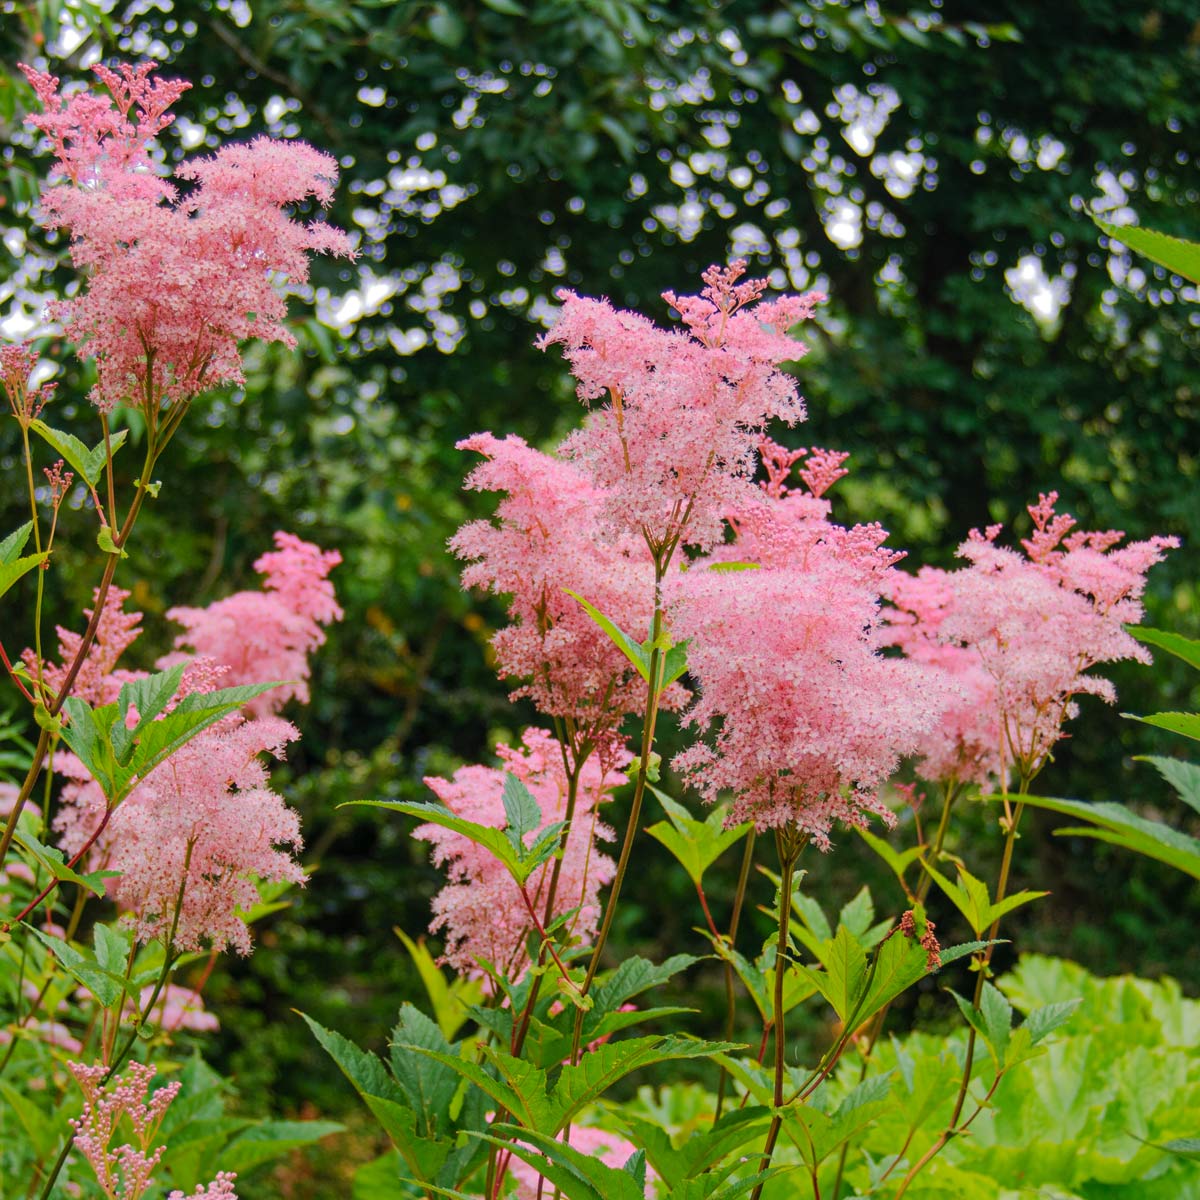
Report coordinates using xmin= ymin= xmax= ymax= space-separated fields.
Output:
xmin=1135 ymin=755 xmax=1200 ymax=815
xmin=0 ymin=550 xmax=49 ymax=602
xmin=1130 ymin=625 xmax=1200 ymax=671
xmin=1129 ymin=711 xmax=1200 ymax=743
xmin=1001 ymin=794 xmax=1200 ymax=881
xmin=29 ymin=418 xmax=128 ymax=487
xmin=646 ymin=786 xmax=750 ymax=886
xmin=1093 ymin=219 xmax=1200 ymax=285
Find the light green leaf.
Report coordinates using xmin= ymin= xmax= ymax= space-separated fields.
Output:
xmin=29 ymin=419 xmax=127 ymax=487
xmin=855 ymin=826 xmax=923 ymax=893
xmin=1129 ymin=711 xmax=1200 ymax=743
xmin=1135 ymin=755 xmax=1200 ymax=815
xmin=96 ymin=525 xmax=128 ymax=558
xmin=502 ymin=771 xmax=542 ymax=853
xmin=0 ymin=522 xmax=33 ymax=564
xmin=1093 ymin=219 xmax=1200 ymax=285
xmin=394 ymin=928 xmax=482 ymax=1041
xmin=564 ymin=589 xmax=650 ymax=681
xmin=1001 ymin=794 xmax=1200 ymax=881
xmin=0 ymin=551 xmax=49 ymax=601
xmin=218 ymin=1120 xmax=345 ymax=1174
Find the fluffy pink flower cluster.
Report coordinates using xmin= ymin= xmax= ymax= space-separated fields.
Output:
xmin=37 ymin=532 xmax=337 ymax=954
xmin=541 ymin=261 xmax=824 ymax=550
xmin=69 ymin=1060 xmax=237 ymax=1200
xmin=881 ymin=567 xmax=1005 ymax=789
xmin=934 ymin=493 xmax=1178 ymax=779
xmin=20 ymin=61 xmax=351 ymax=412
xmin=453 ymin=433 xmax=668 ymax=752
xmin=670 ymin=443 xmax=943 ymax=848
xmin=55 ymin=678 xmax=305 ymax=955
xmin=508 ymin=1125 xmax=654 ymax=1199
xmin=162 ymin=530 xmax=343 ymax=716
xmin=418 ymin=728 xmax=620 ymax=976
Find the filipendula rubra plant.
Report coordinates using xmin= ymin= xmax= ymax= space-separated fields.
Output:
xmin=309 ymin=260 xmax=1179 ymax=1200
xmin=0 ymin=57 xmax=348 ymax=1197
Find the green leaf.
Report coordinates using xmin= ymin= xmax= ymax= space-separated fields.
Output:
xmin=646 ymin=786 xmax=750 ymax=886
xmin=352 ymin=799 xmax=530 ymax=881
xmin=1093 ymin=219 xmax=1200 ymax=285
xmin=218 ymin=1119 xmax=345 ymax=1174
xmin=796 ymin=924 xmax=867 ymax=1023
xmin=922 ymin=860 xmax=1046 ymax=936
xmin=14 ymin=827 xmax=116 ymax=899
xmin=29 ymin=419 xmax=127 ymax=486
xmin=389 ymin=1005 xmax=459 ymax=1137
xmin=1129 ymin=711 xmax=1200 ymax=743
xmin=491 ymin=1125 xmax=646 ymax=1200
xmin=564 ymin=589 xmax=650 ymax=681
xmin=96 ymin=525 xmax=128 ymax=558
xmin=394 ymin=927 xmax=482 ymax=1041
xmin=0 ymin=551 xmax=49 ymax=601
xmin=950 ymin=982 xmax=1013 ymax=1067
xmin=779 ymin=1074 xmax=895 ymax=1168
xmin=1020 ymin=997 xmax=1081 ymax=1046
xmin=585 ymin=953 xmax=699 ymax=1040
xmin=300 ymin=1011 xmax=403 ymax=1103
xmin=1135 ymin=755 xmax=1200 ymax=815
xmin=0 ymin=1081 xmax=56 ymax=1158
xmin=27 ymin=927 xmax=125 ymax=1008
xmin=660 ymin=639 xmax=691 ymax=688
xmin=1003 ymin=794 xmax=1200 ymax=881
xmin=0 ymin=522 xmax=33 ymax=563
xmin=502 ymin=771 xmax=542 ymax=854
xmin=855 ymin=826 xmax=923 ymax=892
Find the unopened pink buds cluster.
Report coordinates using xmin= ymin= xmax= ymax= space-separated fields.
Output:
xmin=1 ymin=342 xmax=56 ymax=427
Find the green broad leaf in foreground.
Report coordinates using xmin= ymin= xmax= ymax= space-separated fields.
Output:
xmin=480 ymin=1126 xmax=645 ymax=1200
xmin=1093 ymin=218 xmax=1200 ymax=286
xmin=564 ymin=589 xmax=689 ymax=693
xmin=998 ymin=794 xmax=1200 ymax=881
xmin=950 ymin=984 xmax=1080 ymax=1069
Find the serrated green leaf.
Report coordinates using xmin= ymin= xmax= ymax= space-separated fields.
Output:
xmin=0 ymin=551 xmax=49 ymax=601
xmin=1135 ymin=755 xmax=1200 ymax=815
xmin=486 ymin=1125 xmax=642 ymax=1200
xmin=502 ymin=770 xmax=542 ymax=853
xmin=389 ymin=1005 xmax=459 ymax=1137
xmin=855 ymin=825 xmax=923 ymax=891
xmin=29 ymin=419 xmax=126 ymax=487
xmin=14 ymin=827 xmax=115 ymax=899
xmin=1129 ymin=711 xmax=1200 ymax=743
xmin=1093 ymin=219 xmax=1200 ymax=285
xmin=1020 ymin=997 xmax=1081 ymax=1046
xmin=0 ymin=522 xmax=33 ymax=564
xmin=27 ymin=926 xmax=124 ymax=1007
xmin=218 ymin=1119 xmax=344 ymax=1174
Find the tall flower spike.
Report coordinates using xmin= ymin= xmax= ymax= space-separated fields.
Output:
xmin=938 ymin=494 xmax=1178 ymax=780
xmin=541 ymin=261 xmax=824 ymax=552
xmin=21 ymin=61 xmax=352 ymax=413
xmin=418 ymin=728 xmax=620 ymax=978
xmin=161 ymin=531 xmax=343 ymax=716
xmin=453 ymin=433 xmax=679 ymax=758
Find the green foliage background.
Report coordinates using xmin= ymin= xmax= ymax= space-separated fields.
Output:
xmin=1 ymin=0 xmax=1197 ymax=1190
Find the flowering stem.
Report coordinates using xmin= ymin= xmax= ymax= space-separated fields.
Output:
xmin=0 ymin=430 xmax=159 ymax=873
xmin=568 ymin=556 xmax=669 ymax=1064
xmin=714 ymin=828 xmax=756 ymax=1121
xmin=749 ymin=827 xmax=806 ymax=1200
